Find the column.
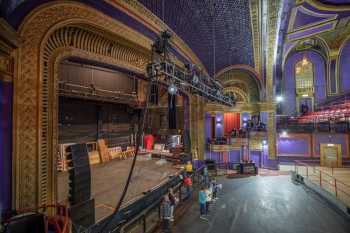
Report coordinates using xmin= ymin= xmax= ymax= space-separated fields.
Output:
xmin=190 ymin=96 xmax=205 ymax=160
xmin=328 ymin=56 xmax=338 ymax=95
xmin=267 ymin=111 xmax=276 ymax=159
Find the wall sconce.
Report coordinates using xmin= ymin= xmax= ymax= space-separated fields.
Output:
xmin=281 ymin=131 xmax=288 ymax=137
xmin=276 ymin=96 xmax=284 ymax=103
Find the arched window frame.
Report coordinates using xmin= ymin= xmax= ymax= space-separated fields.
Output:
xmin=295 ymin=55 xmax=315 ymax=113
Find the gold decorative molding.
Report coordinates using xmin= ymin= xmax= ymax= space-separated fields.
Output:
xmin=249 ymin=0 xmax=261 ymax=74
xmin=224 ymin=86 xmax=249 ymax=103
xmin=13 ymin=1 xmax=158 ymax=210
xmin=0 ymin=18 xmax=18 ymax=82
xmin=215 ymin=64 xmax=260 ymax=80
xmin=298 ymin=0 xmax=350 ymax=11
xmin=287 ymin=6 xmax=337 ymax=34
xmin=205 ymin=101 xmax=275 ymax=113
xmin=265 ymin=0 xmax=280 ymax=159
xmin=0 ymin=18 xmax=20 ymax=55
xmin=189 ymin=95 xmax=205 ymax=160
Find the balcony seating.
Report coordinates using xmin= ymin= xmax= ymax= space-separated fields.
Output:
xmin=292 ymin=100 xmax=350 ymax=124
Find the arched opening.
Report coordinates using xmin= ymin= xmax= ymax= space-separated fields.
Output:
xmin=282 ymin=50 xmax=327 ymax=116
xmin=295 ymin=54 xmax=315 ymax=114
xmin=339 ymin=37 xmax=350 ymax=93
xmin=13 ymin=2 xmax=189 ymax=219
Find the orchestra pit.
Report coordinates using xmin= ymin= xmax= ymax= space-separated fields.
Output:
xmin=0 ymin=1 xmax=350 ymax=233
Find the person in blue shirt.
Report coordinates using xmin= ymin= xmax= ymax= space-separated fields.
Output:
xmin=203 ymin=166 xmax=209 ymax=185
xmin=199 ymin=186 xmax=207 ymax=220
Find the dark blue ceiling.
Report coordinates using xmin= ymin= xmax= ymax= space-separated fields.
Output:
xmin=318 ymin=0 xmax=350 ymax=4
xmin=138 ymin=0 xmax=254 ymax=76
xmin=1 ymin=0 xmax=254 ymax=76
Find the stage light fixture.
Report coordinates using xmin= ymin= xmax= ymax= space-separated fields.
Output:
xmin=168 ymin=83 xmax=177 ymax=95
xmin=192 ymin=73 xmax=199 ymax=84
xmin=262 ymin=140 xmax=267 ymax=145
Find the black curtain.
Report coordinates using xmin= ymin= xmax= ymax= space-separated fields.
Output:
xmin=168 ymin=94 xmax=176 ymax=129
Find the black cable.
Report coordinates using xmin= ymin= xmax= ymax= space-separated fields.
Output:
xmin=99 ymin=75 xmax=155 ymax=233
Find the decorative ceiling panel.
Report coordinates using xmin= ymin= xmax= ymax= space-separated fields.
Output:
xmin=138 ymin=0 xmax=254 ymax=76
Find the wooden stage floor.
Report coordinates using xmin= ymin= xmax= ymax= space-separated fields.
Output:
xmin=57 ymin=158 xmax=179 ymax=221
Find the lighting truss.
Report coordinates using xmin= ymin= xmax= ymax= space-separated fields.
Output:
xmin=146 ymin=31 xmax=235 ymax=107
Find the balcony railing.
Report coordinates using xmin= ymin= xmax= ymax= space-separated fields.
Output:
xmin=294 ymin=160 xmax=350 ymax=208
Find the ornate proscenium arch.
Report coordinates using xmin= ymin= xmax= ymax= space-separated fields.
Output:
xmin=14 ymin=1 xmax=157 ymax=210
xmin=215 ymin=65 xmax=262 ymax=103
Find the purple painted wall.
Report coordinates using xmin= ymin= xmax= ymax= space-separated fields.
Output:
xmin=241 ymin=112 xmax=250 ymax=122
xmin=250 ymin=151 xmax=261 ymax=167
xmin=205 ymin=113 xmax=212 ymax=141
xmin=313 ymin=133 xmax=349 ymax=158
xmin=262 ymin=145 xmax=279 ymax=169
xmin=229 ymin=150 xmax=240 ymax=163
xmin=0 ymin=81 xmax=12 ymax=216
xmin=215 ymin=112 xmax=223 ymax=137
xmin=283 ymin=51 xmax=327 ymax=115
xmin=260 ymin=112 xmax=268 ymax=125
xmin=339 ymin=39 xmax=350 ymax=93
xmin=277 ymin=136 xmax=310 ymax=156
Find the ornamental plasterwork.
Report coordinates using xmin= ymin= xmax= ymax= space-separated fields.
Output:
xmin=13 ymin=1 xmax=160 ymax=209
xmin=265 ymin=0 xmax=281 ymax=158
xmin=249 ymin=0 xmax=261 ymax=74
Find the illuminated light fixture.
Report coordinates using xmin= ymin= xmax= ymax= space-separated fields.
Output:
xmin=262 ymin=140 xmax=267 ymax=145
xmin=281 ymin=131 xmax=288 ymax=137
xmin=276 ymin=96 xmax=284 ymax=102
xmin=302 ymin=54 xmax=309 ymax=66
xmin=327 ymin=144 xmax=335 ymax=147
xmin=296 ymin=66 xmax=301 ymax=74
xmin=302 ymin=94 xmax=309 ymax=97
xmin=168 ymin=83 xmax=177 ymax=95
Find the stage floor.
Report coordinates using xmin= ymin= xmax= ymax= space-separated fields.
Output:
xmin=172 ymin=175 xmax=350 ymax=233
xmin=57 ymin=158 xmax=179 ymax=221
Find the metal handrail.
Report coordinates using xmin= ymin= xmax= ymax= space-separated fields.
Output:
xmin=294 ymin=160 xmax=350 ymax=206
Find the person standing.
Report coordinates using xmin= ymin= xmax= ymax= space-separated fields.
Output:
xmin=168 ymin=188 xmax=176 ymax=221
xmin=203 ymin=166 xmax=209 ymax=185
xmin=160 ymin=195 xmax=172 ymax=233
xmin=185 ymin=161 xmax=193 ymax=175
xmin=184 ymin=175 xmax=193 ymax=199
xmin=199 ymin=186 xmax=207 ymax=220
xmin=205 ymin=185 xmax=212 ymax=214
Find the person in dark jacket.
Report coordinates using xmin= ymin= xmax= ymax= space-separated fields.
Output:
xmin=160 ymin=195 xmax=172 ymax=233
xmin=168 ymin=188 xmax=177 ymax=221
